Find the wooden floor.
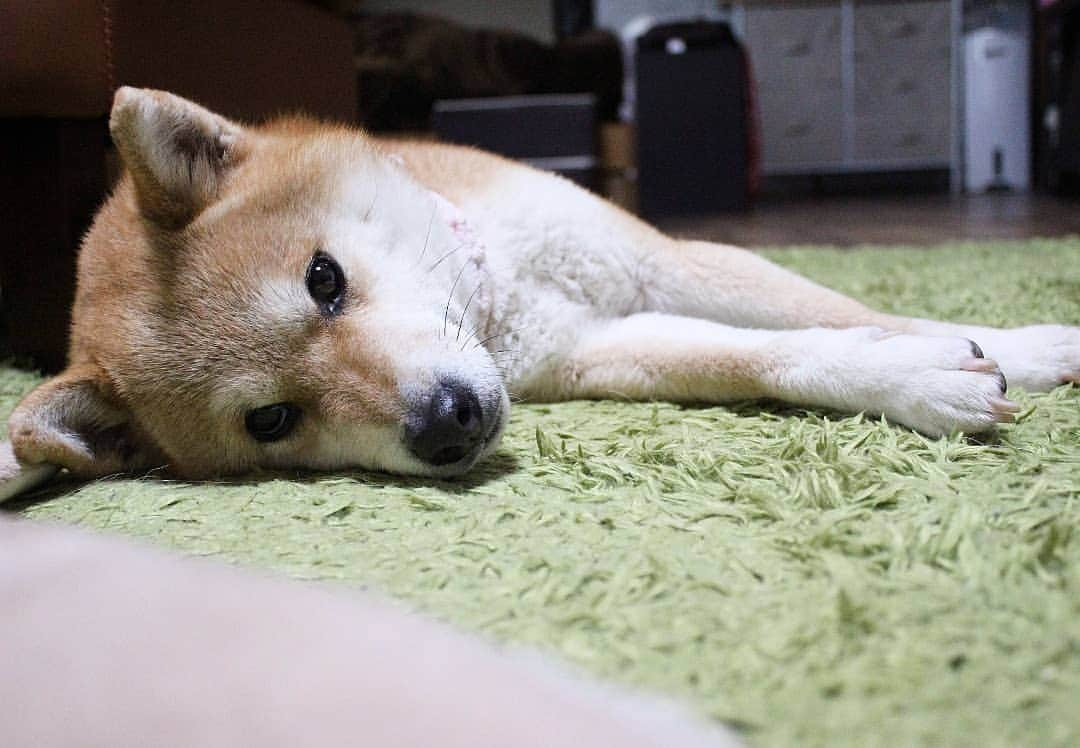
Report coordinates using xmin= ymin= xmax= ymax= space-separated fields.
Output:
xmin=657 ymin=193 xmax=1080 ymax=248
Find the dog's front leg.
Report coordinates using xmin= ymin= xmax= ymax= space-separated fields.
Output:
xmin=532 ymin=314 xmax=1017 ymax=437
xmin=645 ymin=240 xmax=902 ymax=330
xmin=900 ymin=319 xmax=1080 ymax=392
xmin=643 ymin=240 xmax=1078 ymax=392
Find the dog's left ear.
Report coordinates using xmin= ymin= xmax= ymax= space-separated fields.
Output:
xmin=109 ymin=87 xmax=246 ymax=229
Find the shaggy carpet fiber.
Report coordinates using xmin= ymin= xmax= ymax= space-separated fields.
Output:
xmin=3 ymin=239 xmax=1079 ymax=747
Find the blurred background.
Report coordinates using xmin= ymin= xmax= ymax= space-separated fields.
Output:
xmin=1 ymin=0 xmax=1078 ymax=370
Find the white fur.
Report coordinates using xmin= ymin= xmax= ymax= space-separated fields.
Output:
xmin=4 ymin=88 xmax=1078 ymax=497
xmin=437 ymin=167 xmax=1034 ymax=439
xmin=769 ymin=327 xmax=1015 ymax=436
xmin=0 ymin=442 xmax=58 ymax=503
xmin=907 ymin=319 xmax=1080 ymax=391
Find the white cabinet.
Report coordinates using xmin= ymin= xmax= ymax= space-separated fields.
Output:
xmin=744 ymin=4 xmax=845 ymax=167
xmin=736 ymin=0 xmax=959 ymax=181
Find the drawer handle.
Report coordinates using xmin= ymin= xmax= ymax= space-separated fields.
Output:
xmin=785 ymin=122 xmax=813 ymax=137
xmin=898 ymin=132 xmax=923 ymax=147
xmin=895 ymin=78 xmax=917 ymax=94
xmin=887 ymin=20 xmax=920 ymax=39
xmin=784 ymin=40 xmax=811 ymax=57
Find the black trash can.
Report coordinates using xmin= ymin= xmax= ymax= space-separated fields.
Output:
xmin=635 ymin=21 xmax=752 ymax=218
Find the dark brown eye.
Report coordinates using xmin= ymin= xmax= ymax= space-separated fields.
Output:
xmin=245 ymin=403 xmax=301 ymax=442
xmin=306 ymin=252 xmax=345 ymax=315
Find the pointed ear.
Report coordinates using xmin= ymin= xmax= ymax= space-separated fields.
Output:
xmin=6 ymin=365 xmax=155 ymax=486
xmin=109 ymin=87 xmax=245 ymax=228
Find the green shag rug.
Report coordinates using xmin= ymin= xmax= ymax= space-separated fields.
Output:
xmin=4 ymin=239 xmax=1079 ymax=747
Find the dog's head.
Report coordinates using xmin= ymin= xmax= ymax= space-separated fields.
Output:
xmin=5 ymin=88 xmax=508 ymax=487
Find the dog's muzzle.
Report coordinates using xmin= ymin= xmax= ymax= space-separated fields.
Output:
xmin=405 ymin=377 xmax=503 ymax=470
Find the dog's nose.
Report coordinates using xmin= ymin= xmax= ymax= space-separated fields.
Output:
xmin=406 ymin=380 xmax=488 ymax=467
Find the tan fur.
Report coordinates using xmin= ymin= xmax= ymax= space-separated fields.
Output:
xmin=2 ymin=88 xmax=1077 ymax=492
xmin=23 ymin=92 xmax=428 ymax=478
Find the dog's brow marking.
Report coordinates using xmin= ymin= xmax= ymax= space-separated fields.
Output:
xmin=254 ymin=278 xmax=309 ymax=328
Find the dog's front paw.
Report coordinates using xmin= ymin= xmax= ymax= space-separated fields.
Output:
xmin=779 ymin=328 xmax=1020 ymax=437
xmin=972 ymin=325 xmax=1080 ymax=392
xmin=865 ymin=334 xmax=1019 ymax=437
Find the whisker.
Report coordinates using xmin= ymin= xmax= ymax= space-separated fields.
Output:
xmin=473 ymin=324 xmax=536 ymax=350
xmin=493 ymin=353 xmax=523 ymax=369
xmin=473 ymin=333 xmax=501 ymax=350
xmin=442 ymin=263 xmax=469 ymax=338
xmin=455 ymin=283 xmax=482 ymax=343
xmin=458 ymin=323 xmax=484 ymax=351
xmin=416 ymin=201 xmax=437 ymax=267
xmin=427 ymin=242 xmax=466 ymax=273
xmin=363 ymin=176 xmax=379 ymax=221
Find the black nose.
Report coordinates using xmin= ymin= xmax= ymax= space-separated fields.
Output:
xmin=406 ymin=380 xmax=488 ymax=467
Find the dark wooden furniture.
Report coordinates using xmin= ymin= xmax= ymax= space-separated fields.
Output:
xmin=0 ymin=0 xmax=356 ymax=372
xmin=1034 ymin=0 xmax=1080 ymax=192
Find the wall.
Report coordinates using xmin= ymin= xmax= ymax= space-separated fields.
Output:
xmin=361 ymin=0 xmax=555 ymax=43
xmin=594 ymin=0 xmax=719 ymax=34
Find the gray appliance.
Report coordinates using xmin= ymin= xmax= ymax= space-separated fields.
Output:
xmin=963 ymin=8 xmax=1031 ymax=192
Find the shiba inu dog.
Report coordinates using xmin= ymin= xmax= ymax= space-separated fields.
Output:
xmin=1 ymin=87 xmax=1078 ymax=498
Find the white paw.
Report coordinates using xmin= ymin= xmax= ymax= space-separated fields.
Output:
xmin=781 ymin=328 xmax=1019 ymax=437
xmin=966 ymin=324 xmax=1080 ymax=392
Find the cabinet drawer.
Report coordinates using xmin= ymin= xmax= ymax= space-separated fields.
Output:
xmin=854 ymin=120 xmax=950 ymax=162
xmin=758 ymin=84 xmax=844 ymax=166
xmin=853 ymin=0 xmax=951 ymax=162
xmin=854 ymin=0 xmax=950 ymax=64
xmin=746 ymin=5 xmax=842 ymax=92
xmin=853 ymin=0 xmax=950 ymax=119
xmin=746 ymin=4 xmax=844 ymax=166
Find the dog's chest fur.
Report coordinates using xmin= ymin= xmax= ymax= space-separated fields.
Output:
xmin=401 ymin=144 xmax=662 ymax=390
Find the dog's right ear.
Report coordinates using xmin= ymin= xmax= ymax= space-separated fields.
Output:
xmin=2 ymin=365 xmax=155 ymax=502
xmin=109 ymin=87 xmax=247 ymax=229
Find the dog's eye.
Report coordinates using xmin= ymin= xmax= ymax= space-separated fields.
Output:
xmin=306 ymin=252 xmax=345 ymax=315
xmin=245 ymin=403 xmax=301 ymax=442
